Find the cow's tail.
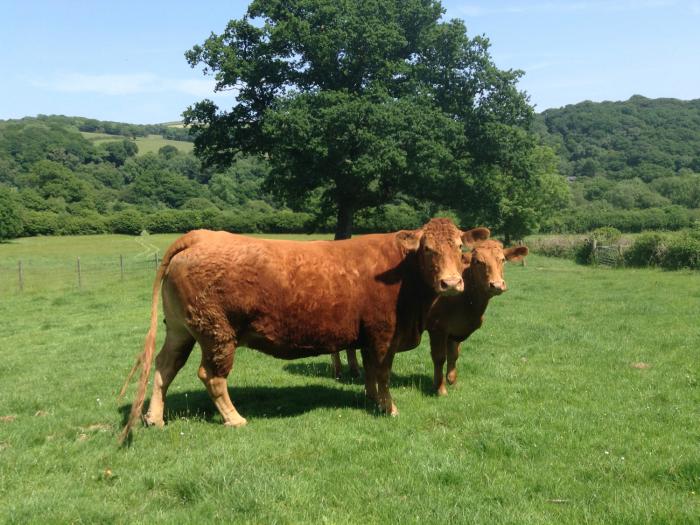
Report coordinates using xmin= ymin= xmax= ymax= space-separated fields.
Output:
xmin=118 ymin=233 xmax=198 ymax=444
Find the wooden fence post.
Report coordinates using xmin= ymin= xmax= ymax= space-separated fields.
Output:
xmin=18 ymin=260 xmax=23 ymax=292
xmin=592 ymin=238 xmax=598 ymax=264
xmin=77 ymin=257 xmax=82 ymax=289
xmin=120 ymin=255 xmax=124 ymax=281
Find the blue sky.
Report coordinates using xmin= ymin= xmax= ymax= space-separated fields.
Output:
xmin=2 ymin=0 xmax=699 ymax=123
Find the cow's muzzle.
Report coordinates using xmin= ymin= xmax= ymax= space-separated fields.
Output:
xmin=439 ymin=276 xmax=464 ymax=295
xmin=489 ymin=280 xmax=507 ymax=295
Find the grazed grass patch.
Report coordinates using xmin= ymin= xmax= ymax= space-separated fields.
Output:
xmin=0 ymin=235 xmax=698 ymax=523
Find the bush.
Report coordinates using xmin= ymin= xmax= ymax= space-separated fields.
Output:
xmin=108 ymin=209 xmax=144 ymax=235
xmin=527 ymin=235 xmax=586 ymax=259
xmin=354 ymin=203 xmax=426 ymax=233
xmin=20 ymin=210 xmax=61 ymax=236
xmin=661 ymin=233 xmax=700 ymax=270
xmin=624 ymin=232 xmax=669 ymax=267
xmin=574 ymin=239 xmax=596 ymax=265
xmin=591 ymin=226 xmax=622 ymax=244
xmin=260 ymin=210 xmax=313 ymax=233
xmin=217 ymin=211 xmax=260 ymax=233
xmin=57 ymin=214 xmax=108 ymax=235
xmin=146 ymin=210 xmax=204 ymax=233
xmin=558 ymin=206 xmax=694 ymax=233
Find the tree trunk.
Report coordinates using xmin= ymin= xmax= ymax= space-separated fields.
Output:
xmin=334 ymin=204 xmax=354 ymax=240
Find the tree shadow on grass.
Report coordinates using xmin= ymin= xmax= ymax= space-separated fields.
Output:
xmin=282 ymin=362 xmax=437 ymax=397
xmin=118 ymin=383 xmax=373 ymax=427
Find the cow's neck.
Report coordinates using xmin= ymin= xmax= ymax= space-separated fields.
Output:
xmin=463 ymin=271 xmax=491 ymax=316
xmin=393 ymin=252 xmax=439 ymax=349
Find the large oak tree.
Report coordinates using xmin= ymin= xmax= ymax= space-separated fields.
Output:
xmin=184 ymin=0 xmax=538 ymax=239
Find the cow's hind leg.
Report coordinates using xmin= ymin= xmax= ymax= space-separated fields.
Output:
xmin=144 ymin=327 xmax=195 ymax=427
xmin=331 ymin=352 xmax=342 ymax=379
xmin=362 ymin=348 xmax=397 ymax=416
xmin=198 ymin=338 xmax=247 ymax=427
xmin=346 ymin=349 xmax=361 ymax=378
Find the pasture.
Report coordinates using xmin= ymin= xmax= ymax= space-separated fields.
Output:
xmin=80 ymin=131 xmax=193 ymax=155
xmin=0 ymin=234 xmax=698 ymax=524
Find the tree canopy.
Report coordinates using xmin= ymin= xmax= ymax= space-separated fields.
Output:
xmin=184 ymin=0 xmax=537 ymax=238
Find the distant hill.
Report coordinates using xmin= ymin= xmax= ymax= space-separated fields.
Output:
xmin=1 ymin=101 xmax=699 ymax=238
xmin=538 ymin=95 xmax=700 ymax=180
xmin=531 ymin=96 xmax=700 ymax=229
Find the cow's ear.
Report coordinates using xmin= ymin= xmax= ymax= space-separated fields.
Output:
xmin=504 ymin=246 xmax=528 ymax=261
xmin=396 ymin=229 xmax=423 ymax=252
xmin=461 ymin=227 xmax=490 ymax=245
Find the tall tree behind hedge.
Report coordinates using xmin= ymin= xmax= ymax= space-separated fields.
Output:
xmin=184 ymin=0 xmax=535 ymax=238
xmin=0 ymin=186 xmax=22 ymax=240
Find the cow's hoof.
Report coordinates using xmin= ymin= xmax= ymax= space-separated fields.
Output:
xmin=436 ymin=385 xmax=448 ymax=397
xmin=224 ymin=417 xmax=248 ymax=428
xmin=143 ymin=414 xmax=164 ymax=428
xmin=446 ymin=372 xmax=457 ymax=385
xmin=389 ymin=404 xmax=399 ymax=417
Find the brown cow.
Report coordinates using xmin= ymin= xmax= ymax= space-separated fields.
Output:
xmin=119 ymin=219 xmax=490 ymax=441
xmin=428 ymin=240 xmax=528 ymax=395
xmin=331 ymin=240 xmax=528 ymax=395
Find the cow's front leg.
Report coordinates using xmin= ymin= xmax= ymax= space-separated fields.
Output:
xmin=446 ymin=340 xmax=461 ymax=386
xmin=376 ymin=351 xmax=398 ymax=416
xmin=429 ymin=330 xmax=448 ymax=396
xmin=360 ymin=348 xmax=378 ymax=404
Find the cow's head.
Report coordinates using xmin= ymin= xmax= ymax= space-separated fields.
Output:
xmin=463 ymin=240 xmax=528 ymax=297
xmin=397 ymin=219 xmax=491 ymax=296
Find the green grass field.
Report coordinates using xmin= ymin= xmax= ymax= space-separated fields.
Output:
xmin=0 ymin=234 xmax=698 ymax=523
xmin=80 ymin=132 xmax=193 ymax=155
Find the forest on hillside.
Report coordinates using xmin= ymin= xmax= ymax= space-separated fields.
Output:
xmin=1 ymin=96 xmax=700 ymax=241
xmin=535 ymin=95 xmax=700 ymax=231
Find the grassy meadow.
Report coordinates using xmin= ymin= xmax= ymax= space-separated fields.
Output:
xmin=0 ymin=234 xmax=698 ymax=524
xmin=80 ymin=131 xmax=193 ymax=155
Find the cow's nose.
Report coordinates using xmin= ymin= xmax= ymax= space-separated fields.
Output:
xmin=440 ymin=276 xmax=464 ymax=294
xmin=489 ymin=280 xmax=506 ymax=294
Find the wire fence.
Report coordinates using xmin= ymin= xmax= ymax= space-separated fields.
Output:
xmin=0 ymin=253 xmax=161 ymax=295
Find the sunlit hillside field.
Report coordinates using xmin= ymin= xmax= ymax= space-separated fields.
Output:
xmin=80 ymin=131 xmax=193 ymax=155
xmin=0 ymin=234 xmax=698 ymax=524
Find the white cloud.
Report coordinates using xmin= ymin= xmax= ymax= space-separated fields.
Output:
xmin=33 ymin=72 xmax=222 ymax=97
